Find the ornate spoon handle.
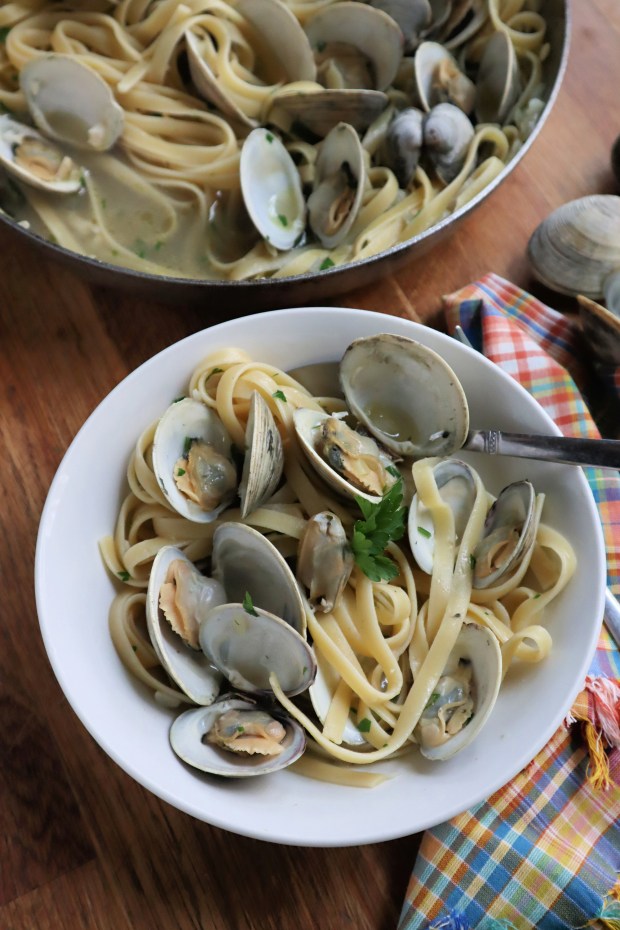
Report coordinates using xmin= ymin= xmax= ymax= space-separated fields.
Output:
xmin=463 ymin=429 xmax=620 ymax=469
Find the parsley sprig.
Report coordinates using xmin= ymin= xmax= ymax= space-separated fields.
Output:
xmin=351 ymin=478 xmax=406 ymax=582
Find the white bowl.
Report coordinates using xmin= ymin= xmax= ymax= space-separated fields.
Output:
xmin=35 ymin=306 xmax=605 ymax=847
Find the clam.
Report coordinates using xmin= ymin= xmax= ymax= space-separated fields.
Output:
xmin=20 ymin=56 xmax=123 ymax=151
xmin=305 ymin=1 xmax=404 ymax=92
xmin=472 ymin=480 xmax=537 ymax=589
xmin=199 ymin=602 xmax=316 ymax=696
xmin=211 ymin=523 xmax=306 ymax=635
xmin=307 ymin=121 xmax=366 ymax=248
xmin=415 ymin=622 xmax=502 ymax=760
xmin=0 ymin=114 xmax=83 ymax=194
xmin=296 ymin=511 xmax=354 ymax=612
xmin=414 ymin=41 xmax=476 ymax=114
xmin=238 ymin=391 xmax=284 ymax=518
xmin=240 ymin=128 xmax=306 ymax=251
xmin=339 ymin=333 xmax=470 ymax=459
xmin=474 ymin=30 xmax=521 ymax=124
xmin=527 ymin=195 xmax=620 ymax=299
xmin=186 ymin=0 xmax=316 ymax=127
xmin=382 ymin=107 xmax=425 ymax=188
xmin=423 ymin=102 xmax=474 ymax=183
xmin=309 ymin=649 xmax=369 ymax=747
xmin=293 ymin=408 xmax=398 ymax=503
xmin=170 ymin=694 xmax=306 ymax=777
xmin=267 ymin=85 xmax=389 ymax=138
xmin=576 ymin=294 xmax=620 ymax=368
xmin=151 ymin=397 xmax=237 ymax=524
xmin=408 ymin=459 xmax=478 ymax=574
xmin=146 ymin=546 xmax=224 ymax=705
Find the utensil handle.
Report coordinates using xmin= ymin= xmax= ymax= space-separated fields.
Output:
xmin=464 ymin=429 xmax=620 ymax=468
xmin=604 ymin=588 xmax=620 ymax=649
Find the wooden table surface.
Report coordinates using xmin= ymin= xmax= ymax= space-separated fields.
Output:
xmin=1 ymin=1 xmax=618 ymax=927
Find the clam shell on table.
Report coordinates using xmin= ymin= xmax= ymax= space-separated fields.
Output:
xmin=576 ymin=293 xmax=620 ymax=368
xmin=527 ymin=195 xmax=620 ymax=299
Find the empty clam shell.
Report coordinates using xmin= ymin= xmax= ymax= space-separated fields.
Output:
xmin=339 ymin=333 xmax=470 ymax=459
xmin=240 ymin=128 xmax=306 ymax=250
xmin=199 ymin=602 xmax=316 ymax=697
xmin=527 ymin=195 xmax=620 ymax=299
xmin=20 ymin=55 xmax=123 ymax=151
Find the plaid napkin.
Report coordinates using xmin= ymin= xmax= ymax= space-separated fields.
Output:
xmin=398 ymin=273 xmax=620 ymax=930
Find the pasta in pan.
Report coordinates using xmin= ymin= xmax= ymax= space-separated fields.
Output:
xmin=0 ymin=0 xmax=551 ymax=280
xmin=100 ymin=346 xmax=576 ymax=785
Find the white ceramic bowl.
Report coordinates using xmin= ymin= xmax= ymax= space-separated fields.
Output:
xmin=35 ymin=306 xmax=605 ymax=847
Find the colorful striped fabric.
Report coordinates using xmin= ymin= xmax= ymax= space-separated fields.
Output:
xmin=398 ymin=274 xmax=620 ymax=930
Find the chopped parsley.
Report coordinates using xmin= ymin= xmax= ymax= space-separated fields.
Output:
xmin=117 ymin=570 xmax=131 ymax=582
xmin=278 ymin=214 xmax=288 ymax=227
xmin=176 ymin=467 xmax=186 ymax=477
xmin=469 ymin=554 xmax=477 ymax=570
xmin=236 ymin=726 xmax=245 ymax=733
xmin=319 ymin=257 xmax=334 ymax=270
xmin=533 ymin=593 xmax=541 ymax=599
xmin=272 ymin=389 xmax=287 ymax=402
xmin=207 ymin=366 xmax=224 ymax=380
xmin=243 ymin=591 xmax=258 ymax=616
xmin=183 ymin=436 xmax=195 ymax=456
xmin=425 ymin=692 xmax=440 ymax=709
xmin=0 ymin=27 xmax=11 ymax=43
xmin=350 ymin=478 xmax=406 ymax=582
xmin=417 ymin=526 xmax=431 ymax=539
xmin=266 ymin=132 xmax=274 ymax=143
xmin=358 ymin=718 xmax=372 ymax=733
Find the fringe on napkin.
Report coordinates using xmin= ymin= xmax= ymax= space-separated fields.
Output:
xmin=565 ymin=676 xmax=620 ymax=790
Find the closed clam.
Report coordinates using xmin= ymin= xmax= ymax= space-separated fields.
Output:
xmin=382 ymin=107 xmax=425 ymax=188
xmin=527 ymin=195 xmax=620 ymax=298
xmin=423 ymin=102 xmax=474 ymax=183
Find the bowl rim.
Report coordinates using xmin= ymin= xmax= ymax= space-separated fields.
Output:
xmin=34 ymin=304 xmax=605 ymax=847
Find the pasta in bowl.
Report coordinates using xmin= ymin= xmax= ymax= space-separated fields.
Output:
xmin=0 ymin=0 xmax=568 ymax=306
xmin=35 ymin=307 xmax=605 ymax=845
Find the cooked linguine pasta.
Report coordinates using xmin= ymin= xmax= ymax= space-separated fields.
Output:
xmin=0 ymin=0 xmax=551 ymax=280
xmin=100 ymin=347 xmax=576 ymax=785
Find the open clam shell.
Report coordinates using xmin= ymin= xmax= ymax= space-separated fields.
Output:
xmin=339 ymin=333 xmax=470 ymax=459
xmin=527 ymin=195 xmax=620 ymax=299
xmin=199 ymin=602 xmax=316 ymax=697
xmin=408 ymin=459 xmax=478 ymax=574
xmin=20 ymin=56 xmax=123 ymax=152
xmin=305 ymin=1 xmax=404 ymax=91
xmin=239 ymin=391 xmax=284 ymax=518
xmin=293 ymin=408 xmax=397 ymax=504
xmin=212 ymin=523 xmax=305 ymax=635
xmin=474 ymin=30 xmax=521 ymax=124
xmin=146 ymin=546 xmax=224 ymax=705
xmin=170 ymin=694 xmax=306 ymax=777
xmin=240 ymin=128 xmax=306 ymax=251
xmin=0 ymin=114 xmax=83 ymax=194
xmin=414 ymin=41 xmax=476 ymax=113
xmin=152 ymin=397 xmax=236 ymax=523
xmin=268 ymin=85 xmax=389 ymax=138
xmin=472 ymin=480 xmax=537 ymax=590
xmin=417 ymin=622 xmax=502 ymax=761
xmin=309 ymin=648 xmax=369 ymax=747
xmin=307 ymin=121 xmax=366 ymax=249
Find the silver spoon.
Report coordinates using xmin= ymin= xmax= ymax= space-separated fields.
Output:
xmin=451 ymin=326 xmax=620 ymax=469
xmin=289 ymin=350 xmax=620 ymax=470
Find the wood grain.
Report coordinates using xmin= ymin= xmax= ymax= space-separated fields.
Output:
xmin=0 ymin=2 xmax=618 ymax=928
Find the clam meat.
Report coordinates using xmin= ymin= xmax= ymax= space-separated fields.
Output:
xmin=0 ymin=115 xmax=83 ymax=194
xmin=297 ymin=511 xmax=354 ymax=612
